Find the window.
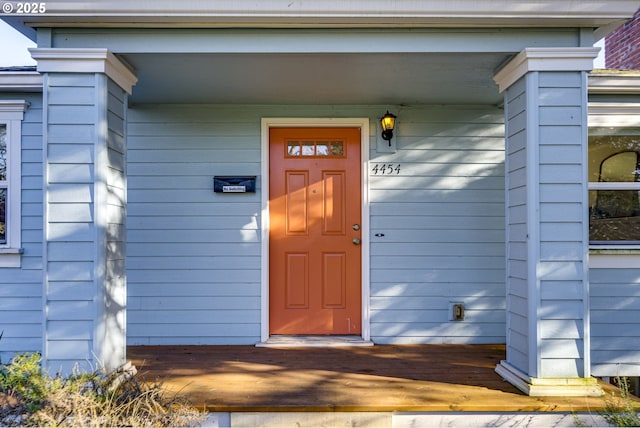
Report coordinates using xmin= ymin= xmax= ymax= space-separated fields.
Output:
xmin=1 ymin=124 xmax=7 ymax=244
xmin=0 ymin=101 xmax=27 ymax=267
xmin=286 ymin=141 xmax=345 ymax=157
xmin=588 ymin=127 xmax=640 ymax=245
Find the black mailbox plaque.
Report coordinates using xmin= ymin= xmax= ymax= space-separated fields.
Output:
xmin=214 ymin=176 xmax=256 ymax=193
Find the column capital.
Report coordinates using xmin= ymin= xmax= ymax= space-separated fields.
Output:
xmin=493 ymin=47 xmax=599 ymax=93
xmin=29 ymin=48 xmax=138 ymax=94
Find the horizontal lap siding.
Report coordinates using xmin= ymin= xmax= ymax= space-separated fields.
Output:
xmin=504 ymin=78 xmax=529 ymax=372
xmin=127 ymin=104 xmax=505 ymax=345
xmin=537 ymin=72 xmax=586 ymax=378
xmin=127 ymin=105 xmax=264 ymax=345
xmin=369 ymin=107 xmax=506 ymax=344
xmin=590 ymin=268 xmax=640 ymax=376
xmin=45 ymin=73 xmax=98 ymax=372
xmin=504 ymin=72 xmax=588 ymax=378
xmin=97 ymin=78 xmax=127 ymax=367
xmin=0 ymin=93 xmax=43 ymax=363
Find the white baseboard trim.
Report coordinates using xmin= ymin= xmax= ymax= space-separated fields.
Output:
xmin=495 ymin=360 xmax=603 ymax=397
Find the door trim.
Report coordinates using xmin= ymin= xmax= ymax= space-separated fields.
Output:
xmin=260 ymin=118 xmax=370 ymax=342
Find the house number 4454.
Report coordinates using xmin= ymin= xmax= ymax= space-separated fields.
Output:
xmin=371 ymin=163 xmax=401 ymax=175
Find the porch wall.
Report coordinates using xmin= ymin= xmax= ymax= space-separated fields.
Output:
xmin=368 ymin=107 xmax=506 ymax=344
xmin=126 ymin=105 xmax=264 ymax=345
xmin=0 ymin=93 xmax=44 ymax=364
xmin=126 ymin=104 xmax=506 ymax=346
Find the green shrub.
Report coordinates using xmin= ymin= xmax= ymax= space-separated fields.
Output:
xmin=0 ymin=352 xmax=53 ymax=413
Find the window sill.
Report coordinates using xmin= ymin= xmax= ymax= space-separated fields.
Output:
xmin=0 ymin=248 xmax=23 ymax=268
xmin=589 ymin=246 xmax=640 ymax=254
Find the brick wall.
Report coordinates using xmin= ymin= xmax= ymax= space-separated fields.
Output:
xmin=606 ymin=9 xmax=640 ymax=69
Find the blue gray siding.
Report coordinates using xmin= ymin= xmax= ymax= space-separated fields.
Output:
xmin=43 ymin=73 xmax=128 ymax=372
xmin=126 ymin=105 xmax=263 ymax=345
xmin=94 ymin=78 xmax=128 ymax=367
xmin=369 ymin=107 xmax=505 ymax=344
xmin=44 ymin=73 xmax=98 ymax=372
xmin=536 ymin=72 xmax=589 ymax=378
xmin=0 ymin=93 xmax=43 ymax=364
xmin=590 ymin=268 xmax=640 ymax=377
xmin=503 ymin=71 xmax=589 ymax=379
xmin=504 ymin=77 xmax=529 ymax=373
xmin=127 ymin=104 xmax=506 ymax=345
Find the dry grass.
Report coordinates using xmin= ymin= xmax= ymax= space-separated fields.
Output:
xmin=0 ymin=353 xmax=205 ymax=427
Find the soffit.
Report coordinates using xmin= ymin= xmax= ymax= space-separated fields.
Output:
xmin=123 ymin=52 xmax=509 ymax=105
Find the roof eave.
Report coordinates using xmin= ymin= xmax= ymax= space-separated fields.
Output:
xmin=589 ymin=70 xmax=640 ymax=94
xmin=0 ymin=71 xmax=43 ymax=92
xmin=2 ymin=0 xmax=639 ymax=41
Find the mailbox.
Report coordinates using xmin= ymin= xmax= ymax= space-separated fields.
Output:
xmin=213 ymin=176 xmax=256 ymax=193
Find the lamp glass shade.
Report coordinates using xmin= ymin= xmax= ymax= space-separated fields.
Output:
xmin=381 ymin=111 xmax=396 ymax=132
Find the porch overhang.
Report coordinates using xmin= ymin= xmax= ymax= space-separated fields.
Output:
xmin=5 ymin=1 xmax=637 ymax=106
xmin=24 ymin=27 xmax=605 ymax=105
xmin=3 ymin=0 xmax=640 ymax=40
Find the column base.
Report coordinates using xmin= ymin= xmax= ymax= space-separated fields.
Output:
xmin=495 ymin=360 xmax=603 ymax=397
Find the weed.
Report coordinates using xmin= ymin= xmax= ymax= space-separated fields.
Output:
xmin=601 ymin=376 xmax=640 ymax=427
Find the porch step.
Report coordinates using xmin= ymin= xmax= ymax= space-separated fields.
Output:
xmin=202 ymin=412 xmax=611 ymax=427
xmin=255 ymin=335 xmax=374 ymax=347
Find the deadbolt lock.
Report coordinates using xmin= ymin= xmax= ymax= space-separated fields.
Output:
xmin=352 ymin=224 xmax=360 ymax=231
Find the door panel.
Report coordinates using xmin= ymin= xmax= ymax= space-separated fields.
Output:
xmin=285 ymin=172 xmax=309 ymax=234
xmin=285 ymin=253 xmax=309 ymax=308
xmin=269 ymin=127 xmax=361 ymax=335
xmin=322 ymin=172 xmax=346 ymax=234
xmin=322 ymin=253 xmax=346 ymax=308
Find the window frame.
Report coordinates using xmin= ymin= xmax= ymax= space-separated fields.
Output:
xmin=0 ymin=100 xmax=27 ymax=267
xmin=588 ymin=102 xmax=640 ymax=249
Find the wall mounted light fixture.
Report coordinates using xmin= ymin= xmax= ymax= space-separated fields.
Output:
xmin=380 ymin=111 xmax=396 ymax=146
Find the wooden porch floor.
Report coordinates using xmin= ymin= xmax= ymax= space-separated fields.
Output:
xmin=127 ymin=344 xmax=630 ymax=413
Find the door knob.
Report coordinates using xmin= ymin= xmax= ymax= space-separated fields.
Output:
xmin=352 ymin=238 xmax=361 ymax=245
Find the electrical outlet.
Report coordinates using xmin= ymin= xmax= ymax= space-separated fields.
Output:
xmin=450 ymin=302 xmax=465 ymax=321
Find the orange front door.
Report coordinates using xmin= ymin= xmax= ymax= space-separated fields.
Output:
xmin=269 ymin=127 xmax=362 ymax=335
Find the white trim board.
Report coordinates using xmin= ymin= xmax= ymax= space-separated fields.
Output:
xmin=256 ymin=335 xmax=374 ymax=348
xmin=260 ymin=117 xmax=371 ymax=343
xmin=7 ymin=0 xmax=637 ymax=30
xmin=589 ymin=253 xmax=640 ymax=269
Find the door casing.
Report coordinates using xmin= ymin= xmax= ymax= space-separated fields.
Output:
xmin=260 ymin=118 xmax=370 ymax=342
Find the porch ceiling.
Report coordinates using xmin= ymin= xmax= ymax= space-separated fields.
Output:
xmin=122 ymin=52 xmax=509 ymax=105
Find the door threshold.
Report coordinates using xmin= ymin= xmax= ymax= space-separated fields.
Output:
xmin=256 ymin=335 xmax=374 ymax=348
